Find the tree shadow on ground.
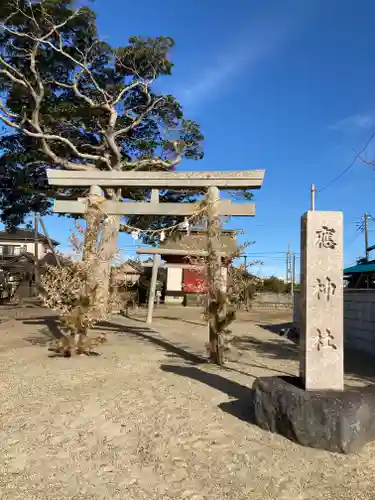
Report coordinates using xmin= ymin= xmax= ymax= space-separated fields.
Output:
xmin=122 ymin=312 xmax=206 ymax=327
xmin=160 ymin=364 xmax=256 ymax=423
xmin=231 ymin=358 xmax=293 ymax=377
xmin=231 ymin=334 xmax=299 ymax=362
xmin=19 ymin=315 xmax=64 ymax=346
xmin=150 ymin=316 xmax=206 ymax=327
xmin=343 ymin=348 xmax=375 ymax=384
xmin=101 ymin=320 xmax=288 ymax=379
xmin=20 ymin=316 xmax=102 ymax=356
xmin=258 ymin=322 xmax=294 ymax=335
xmin=117 ymin=314 xmax=146 ymax=324
xmin=96 ymin=320 xmax=208 ymax=365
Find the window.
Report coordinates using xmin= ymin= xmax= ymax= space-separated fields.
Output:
xmin=5 ymin=246 xmax=14 ymax=256
xmin=1 ymin=245 xmax=25 ymax=257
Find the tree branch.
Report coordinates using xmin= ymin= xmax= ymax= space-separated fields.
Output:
xmin=0 ymin=104 xmax=98 ymax=170
xmin=112 ymin=81 xmax=142 ymax=107
xmin=124 ymin=151 xmax=182 ymax=170
xmin=0 ymin=3 xmax=190 ymax=176
xmin=0 ymin=58 xmax=31 ymax=91
xmin=0 ymin=28 xmax=112 ymax=171
xmin=52 ymin=73 xmax=97 ymax=108
xmin=114 ymin=96 xmax=164 ymax=139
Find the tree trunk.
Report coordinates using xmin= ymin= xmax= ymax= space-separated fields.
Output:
xmin=81 ymin=186 xmax=121 ymax=318
xmin=82 ymin=187 xmax=103 ymax=312
xmin=95 ymin=214 xmax=121 ymax=315
xmin=206 ymin=186 xmax=225 ymax=365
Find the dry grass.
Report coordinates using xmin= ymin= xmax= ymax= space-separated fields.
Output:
xmin=0 ymin=305 xmax=374 ymax=499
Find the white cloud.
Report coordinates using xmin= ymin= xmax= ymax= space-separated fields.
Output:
xmin=178 ymin=33 xmax=284 ymax=109
xmin=329 ymin=113 xmax=375 ymax=133
xmin=174 ymin=1 xmax=315 ymax=110
xmin=179 ymin=35 xmax=280 ymax=107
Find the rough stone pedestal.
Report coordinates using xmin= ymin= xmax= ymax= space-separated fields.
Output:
xmin=252 ymin=376 xmax=375 ymax=454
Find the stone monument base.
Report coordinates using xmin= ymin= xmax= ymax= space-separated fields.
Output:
xmin=252 ymin=376 xmax=375 ymax=454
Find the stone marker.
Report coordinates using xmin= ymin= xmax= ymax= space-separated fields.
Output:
xmin=251 ymin=210 xmax=375 ymax=454
xmin=300 ymin=211 xmax=344 ymax=391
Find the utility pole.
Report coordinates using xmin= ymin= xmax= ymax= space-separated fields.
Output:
xmin=38 ymin=216 xmax=61 ymax=268
xmin=364 ymin=212 xmax=369 ymax=262
xmin=292 ymin=252 xmax=296 ymax=300
xmin=310 ymin=184 xmax=316 ymax=211
xmin=33 ymin=212 xmax=40 ymax=290
xmin=243 ymin=255 xmax=248 ymax=310
xmin=286 ymin=243 xmax=292 ymax=288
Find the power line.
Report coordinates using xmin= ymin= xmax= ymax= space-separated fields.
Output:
xmin=246 ymin=253 xmax=300 ymax=256
xmin=356 ymin=212 xmax=375 ymax=232
xmin=318 ymin=131 xmax=375 ymax=193
xmin=346 ymin=231 xmax=362 ymax=249
xmin=243 ymin=251 xmax=300 ymax=256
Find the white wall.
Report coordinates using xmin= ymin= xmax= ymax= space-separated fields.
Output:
xmin=27 ymin=242 xmax=49 ymax=258
xmin=0 ymin=241 xmax=49 ymax=259
xmin=166 ymin=267 xmax=183 ymax=291
xmin=294 ymin=289 xmax=375 ymax=356
xmin=255 ymin=292 xmax=293 ymax=305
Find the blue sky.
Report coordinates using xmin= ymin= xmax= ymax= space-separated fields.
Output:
xmin=6 ymin=0 xmax=375 ymax=279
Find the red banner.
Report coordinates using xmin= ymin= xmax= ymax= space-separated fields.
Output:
xmin=183 ymin=269 xmax=207 ymax=293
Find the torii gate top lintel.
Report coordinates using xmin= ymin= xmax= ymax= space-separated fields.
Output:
xmin=46 ymin=169 xmax=265 ymax=189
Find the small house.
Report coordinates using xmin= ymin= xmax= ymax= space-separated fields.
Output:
xmin=0 ymin=228 xmax=60 ymax=301
xmin=344 ymin=261 xmax=375 ymax=289
xmin=0 ymin=228 xmax=59 ymax=261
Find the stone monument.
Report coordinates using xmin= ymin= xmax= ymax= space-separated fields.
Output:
xmin=300 ymin=211 xmax=343 ymax=391
xmin=251 ymin=210 xmax=375 ymax=454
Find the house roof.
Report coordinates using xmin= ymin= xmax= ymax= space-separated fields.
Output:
xmin=0 ymin=251 xmax=69 ymax=272
xmin=126 ymin=259 xmax=143 ymax=273
xmin=111 ymin=260 xmax=143 ymax=276
xmin=0 ymin=252 xmax=35 ymax=272
xmin=344 ymin=262 xmax=375 ymax=274
xmin=0 ymin=228 xmax=59 ymax=246
xmin=38 ymin=252 xmax=70 ymax=268
xmin=113 ymin=262 xmax=142 ymax=274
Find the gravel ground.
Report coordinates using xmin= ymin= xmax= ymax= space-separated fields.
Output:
xmin=1 ymin=305 xmax=375 ymax=499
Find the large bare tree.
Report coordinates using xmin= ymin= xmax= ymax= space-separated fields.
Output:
xmin=0 ymin=0 xmax=204 ymax=309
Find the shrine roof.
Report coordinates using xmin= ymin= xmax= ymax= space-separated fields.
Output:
xmin=160 ymin=229 xmax=238 ymax=254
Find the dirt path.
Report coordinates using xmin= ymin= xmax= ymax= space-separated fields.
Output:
xmin=0 ymin=305 xmax=375 ymax=499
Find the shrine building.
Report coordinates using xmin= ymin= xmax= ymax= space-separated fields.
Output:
xmin=159 ymin=229 xmax=238 ymax=306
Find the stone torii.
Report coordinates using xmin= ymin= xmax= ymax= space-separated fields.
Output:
xmin=46 ymin=168 xmax=265 ymax=364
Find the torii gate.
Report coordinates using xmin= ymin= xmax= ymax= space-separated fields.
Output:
xmin=46 ymin=168 xmax=265 ymax=364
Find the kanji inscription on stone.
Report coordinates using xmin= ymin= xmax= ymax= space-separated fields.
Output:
xmin=299 ymin=211 xmax=343 ymax=391
xmin=315 ymin=225 xmax=337 ymax=249
xmin=313 ymin=277 xmax=337 ymax=301
xmin=313 ymin=328 xmax=337 ymax=351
